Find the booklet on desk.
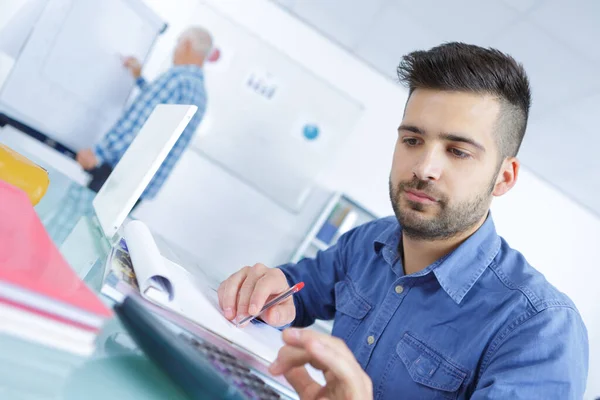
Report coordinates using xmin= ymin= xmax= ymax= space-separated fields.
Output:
xmin=101 ymin=220 xmax=326 ymax=385
xmin=101 ymin=220 xmax=288 ymax=362
xmin=0 ymin=180 xmax=112 ymax=357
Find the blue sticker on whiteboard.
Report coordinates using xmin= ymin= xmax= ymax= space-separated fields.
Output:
xmin=303 ymin=124 xmax=319 ymax=141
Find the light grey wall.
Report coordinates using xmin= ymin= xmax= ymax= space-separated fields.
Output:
xmin=134 ymin=149 xmax=335 ymax=282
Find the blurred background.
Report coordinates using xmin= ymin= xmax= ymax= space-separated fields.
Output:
xmin=272 ymin=0 xmax=600 ymax=217
xmin=0 ymin=0 xmax=598 ymax=398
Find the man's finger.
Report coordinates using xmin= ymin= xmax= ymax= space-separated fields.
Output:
xmin=283 ymin=328 xmax=342 ymax=348
xmin=282 ymin=329 xmax=363 ymax=387
xmin=306 ymin=336 xmax=363 ymax=389
xmin=219 ymin=267 xmax=250 ymax=320
xmin=78 ymin=150 xmax=97 ymax=170
xmin=248 ymin=271 xmax=289 ymax=314
xmin=78 ymin=153 xmax=92 ymax=170
xmin=283 ymin=367 xmax=323 ymax=400
xmin=270 ymin=344 xmax=328 ymax=376
xmin=236 ymin=264 xmax=267 ymax=318
xmin=262 ymin=302 xmax=295 ymax=327
xmin=217 ymin=282 xmax=225 ymax=311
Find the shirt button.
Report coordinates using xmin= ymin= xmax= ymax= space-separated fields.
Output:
xmin=367 ymin=335 xmax=375 ymax=345
xmin=395 ymin=285 xmax=404 ymax=294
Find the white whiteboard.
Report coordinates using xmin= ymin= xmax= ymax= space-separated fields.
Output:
xmin=189 ymin=3 xmax=364 ymax=212
xmin=0 ymin=0 xmax=165 ymax=151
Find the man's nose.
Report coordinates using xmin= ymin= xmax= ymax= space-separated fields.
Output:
xmin=412 ymin=148 xmax=443 ymax=181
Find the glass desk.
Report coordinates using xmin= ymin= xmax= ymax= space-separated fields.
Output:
xmin=0 ymin=152 xmax=194 ymax=400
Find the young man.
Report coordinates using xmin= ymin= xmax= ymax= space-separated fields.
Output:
xmin=76 ymin=26 xmax=212 ymax=203
xmin=217 ymin=43 xmax=589 ymax=399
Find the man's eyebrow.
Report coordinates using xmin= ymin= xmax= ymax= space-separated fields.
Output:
xmin=441 ymin=133 xmax=486 ymax=153
xmin=398 ymin=124 xmax=425 ymax=135
xmin=398 ymin=124 xmax=486 ymax=153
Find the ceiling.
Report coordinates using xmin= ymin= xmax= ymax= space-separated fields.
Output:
xmin=271 ymin=0 xmax=600 ymax=217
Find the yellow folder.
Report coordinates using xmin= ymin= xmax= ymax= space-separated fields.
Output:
xmin=0 ymin=144 xmax=50 ymax=205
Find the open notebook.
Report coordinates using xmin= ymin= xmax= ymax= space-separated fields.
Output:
xmin=100 ymin=219 xmax=286 ymax=362
xmin=101 ymin=220 xmax=325 ymax=385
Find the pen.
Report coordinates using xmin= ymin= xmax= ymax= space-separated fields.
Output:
xmin=235 ymin=282 xmax=305 ymax=327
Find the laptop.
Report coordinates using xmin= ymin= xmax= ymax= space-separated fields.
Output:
xmin=91 ymin=103 xmax=197 ymax=243
xmin=114 ymin=287 xmax=299 ymax=400
xmin=87 ymin=104 xmax=301 ymax=399
xmin=55 ymin=104 xmax=196 ymax=277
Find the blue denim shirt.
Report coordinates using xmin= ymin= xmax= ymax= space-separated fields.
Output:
xmin=279 ymin=214 xmax=588 ymax=399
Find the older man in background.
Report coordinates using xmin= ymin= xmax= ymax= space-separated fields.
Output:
xmin=76 ymin=26 xmax=212 ymax=204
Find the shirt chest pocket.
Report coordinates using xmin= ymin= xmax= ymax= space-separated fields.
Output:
xmin=390 ymin=332 xmax=469 ymax=400
xmin=332 ymin=279 xmax=372 ymax=343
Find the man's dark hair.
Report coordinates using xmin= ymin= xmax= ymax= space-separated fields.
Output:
xmin=397 ymin=42 xmax=531 ymax=159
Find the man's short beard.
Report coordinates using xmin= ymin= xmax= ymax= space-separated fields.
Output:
xmin=389 ymin=175 xmax=496 ymax=241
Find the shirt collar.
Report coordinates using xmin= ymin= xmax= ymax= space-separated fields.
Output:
xmin=374 ymin=213 xmax=501 ymax=304
xmin=432 ymin=213 xmax=501 ymax=304
xmin=373 ymin=218 xmax=401 ymax=254
xmin=172 ymin=64 xmax=204 ymax=76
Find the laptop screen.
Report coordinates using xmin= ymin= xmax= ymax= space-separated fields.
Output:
xmin=92 ymin=104 xmax=197 ymax=240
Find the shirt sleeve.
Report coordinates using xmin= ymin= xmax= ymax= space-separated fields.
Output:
xmin=94 ymin=73 xmax=182 ymax=166
xmin=136 ymin=76 xmax=148 ymax=90
xmin=277 ymin=227 xmax=361 ymax=328
xmin=471 ymin=306 xmax=589 ymax=399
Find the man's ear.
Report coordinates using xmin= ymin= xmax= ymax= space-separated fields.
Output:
xmin=492 ymin=157 xmax=519 ymax=197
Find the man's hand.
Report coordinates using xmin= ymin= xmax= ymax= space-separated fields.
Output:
xmin=122 ymin=56 xmax=142 ymax=79
xmin=270 ymin=328 xmax=373 ymax=400
xmin=76 ymin=149 xmax=98 ymax=170
xmin=217 ymin=263 xmax=294 ymax=327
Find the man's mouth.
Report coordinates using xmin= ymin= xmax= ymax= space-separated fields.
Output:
xmin=404 ymin=189 xmax=437 ymax=204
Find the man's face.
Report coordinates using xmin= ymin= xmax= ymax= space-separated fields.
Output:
xmin=389 ymin=89 xmax=504 ymax=240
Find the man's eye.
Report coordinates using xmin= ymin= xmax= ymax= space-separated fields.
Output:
xmin=403 ymin=138 xmax=419 ymax=146
xmin=450 ymin=148 xmax=470 ymax=159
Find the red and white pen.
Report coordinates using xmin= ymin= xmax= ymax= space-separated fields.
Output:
xmin=235 ymin=282 xmax=305 ymax=327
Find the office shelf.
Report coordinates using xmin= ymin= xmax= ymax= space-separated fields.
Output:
xmin=290 ymin=192 xmax=377 ymax=264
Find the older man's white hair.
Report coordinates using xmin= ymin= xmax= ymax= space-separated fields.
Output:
xmin=179 ymin=26 xmax=213 ymax=56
